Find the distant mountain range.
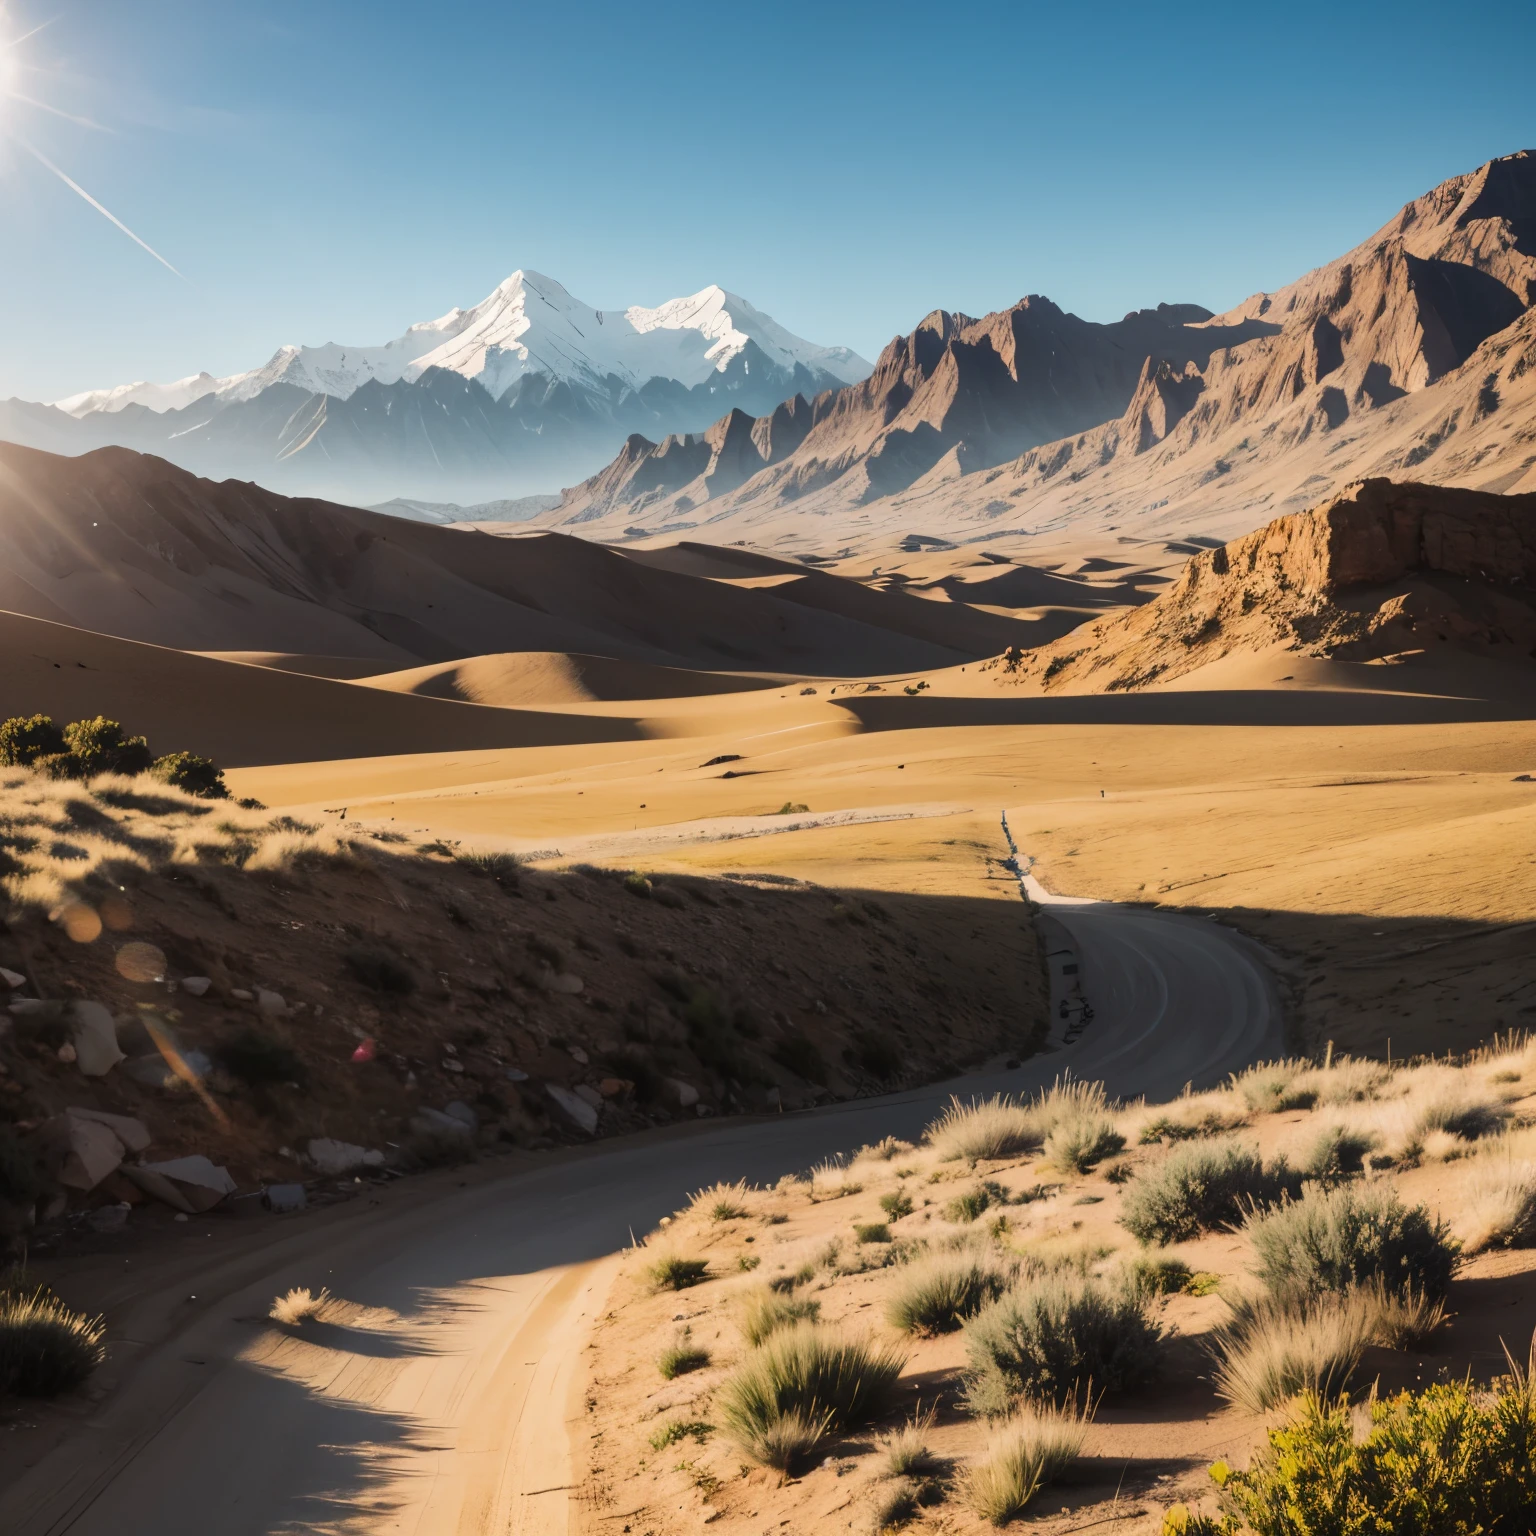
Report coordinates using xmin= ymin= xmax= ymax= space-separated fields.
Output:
xmin=0 ymin=272 xmax=871 ymax=506
xmin=553 ymin=151 xmax=1536 ymax=547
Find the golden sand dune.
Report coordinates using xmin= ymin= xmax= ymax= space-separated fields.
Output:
xmin=0 ymin=610 xmax=639 ymax=766
xmin=194 ymin=651 xmax=413 ymax=679
xmin=357 ymin=650 xmax=788 ymax=705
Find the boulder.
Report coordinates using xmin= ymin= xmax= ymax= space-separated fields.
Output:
xmin=664 ymin=1077 xmax=700 ymax=1109
xmin=42 ymin=1111 xmax=130 ymax=1190
xmin=257 ymin=989 xmax=288 ymax=1017
xmin=545 ymin=1083 xmax=598 ymax=1135
xmin=306 ymin=1138 xmax=384 ymax=1176
xmin=70 ymin=1000 xmax=125 ymax=1077
xmin=573 ymin=1083 xmax=604 ymax=1110
xmin=409 ymin=1107 xmax=473 ymax=1141
xmin=442 ymin=1101 xmax=478 ymax=1131
xmin=123 ymin=1155 xmax=237 ymax=1213
xmin=181 ymin=976 xmax=212 ymax=997
xmin=263 ymin=1183 xmax=308 ymax=1213
xmin=0 ymin=966 xmax=25 ymax=990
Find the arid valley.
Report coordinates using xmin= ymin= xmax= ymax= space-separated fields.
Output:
xmin=1 ymin=15 xmax=1535 ymax=1531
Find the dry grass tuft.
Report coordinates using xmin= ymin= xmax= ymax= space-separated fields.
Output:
xmin=880 ymin=1405 xmax=938 ymax=1478
xmin=886 ymin=1250 xmax=1016 ymax=1336
xmin=739 ymin=1285 xmax=822 ymax=1346
xmin=269 ymin=1286 xmax=329 ymax=1325
xmin=0 ymin=1288 xmax=107 ymax=1396
xmin=961 ymin=1402 xmax=1089 ymax=1524
xmin=1451 ymin=1159 xmax=1536 ymax=1253
xmin=1210 ymin=1289 xmax=1376 ymax=1414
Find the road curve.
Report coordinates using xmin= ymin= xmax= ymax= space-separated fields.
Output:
xmin=1 ymin=843 xmax=1284 ymax=1536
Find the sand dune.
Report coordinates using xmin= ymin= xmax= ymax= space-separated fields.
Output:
xmin=0 ymin=443 xmax=1039 ymax=674
xmin=195 ymin=651 xmax=414 ymax=679
xmin=358 ymin=650 xmax=788 ymax=705
xmin=0 ymin=610 xmax=638 ymax=767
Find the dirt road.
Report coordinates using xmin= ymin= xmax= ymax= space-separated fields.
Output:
xmin=1 ymin=858 xmax=1282 ymax=1536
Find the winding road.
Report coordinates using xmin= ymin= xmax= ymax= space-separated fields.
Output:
xmin=1 ymin=843 xmax=1284 ymax=1536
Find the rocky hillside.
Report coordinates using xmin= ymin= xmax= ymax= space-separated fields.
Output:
xmin=0 ymin=772 xmax=1045 ymax=1249
xmin=550 ymin=151 xmax=1536 ymax=547
xmin=989 ymin=478 xmax=1536 ymax=692
xmin=556 ymin=302 xmax=1274 ymax=527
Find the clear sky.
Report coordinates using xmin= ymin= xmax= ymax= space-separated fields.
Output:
xmin=0 ymin=0 xmax=1532 ymax=401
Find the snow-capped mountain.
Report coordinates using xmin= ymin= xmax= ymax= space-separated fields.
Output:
xmin=52 ymin=271 xmax=869 ymax=420
xmin=13 ymin=271 xmax=869 ymax=505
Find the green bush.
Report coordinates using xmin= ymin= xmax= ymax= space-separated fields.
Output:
xmin=0 ymin=714 xmax=64 ymax=767
xmin=0 ymin=1289 xmax=107 ymax=1396
xmin=717 ymin=1322 xmax=907 ymax=1469
xmin=649 ymin=1417 xmax=712 ymax=1450
xmin=855 ymin=1222 xmax=892 ymax=1244
xmin=150 ymin=751 xmax=229 ymax=800
xmin=945 ymin=1180 xmax=1009 ymax=1223
xmin=1125 ymin=1254 xmax=1195 ymax=1298
xmin=62 ymin=717 xmax=153 ymax=777
xmin=962 ymin=1271 xmax=1163 ymax=1414
xmin=880 ymin=1189 xmax=915 ymax=1221
xmin=1119 ymin=1139 xmax=1296 ymax=1245
xmin=1212 ymin=1372 xmax=1536 ymax=1535
xmin=658 ymin=1334 xmax=711 ymax=1379
xmin=886 ymin=1250 xmax=1014 ymax=1335
xmin=1044 ymin=1110 xmax=1125 ymax=1173
xmin=1246 ymin=1182 xmax=1458 ymax=1301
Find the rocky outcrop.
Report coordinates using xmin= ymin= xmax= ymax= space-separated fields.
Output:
xmin=996 ymin=478 xmax=1536 ymax=692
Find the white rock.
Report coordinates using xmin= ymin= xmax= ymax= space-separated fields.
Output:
xmin=574 ymin=1083 xmax=604 ymax=1110
xmin=43 ymin=1112 xmax=128 ymax=1190
xmin=505 ymin=1067 xmax=530 ymax=1082
xmin=306 ymin=1138 xmax=378 ymax=1176
xmin=0 ymin=966 xmax=25 ymax=989
xmin=181 ymin=976 xmax=212 ymax=997
xmin=56 ymin=1042 xmax=77 ymax=1063
xmin=664 ymin=1077 xmax=700 ymax=1108
xmin=256 ymin=989 xmax=287 ymax=1017
xmin=231 ymin=988 xmax=254 ymax=1002
xmin=567 ymin=1045 xmax=589 ymax=1064
xmin=442 ymin=1059 xmax=464 ymax=1074
xmin=546 ymin=1083 xmax=598 ymax=1135
xmin=123 ymin=1155 xmax=237 ymax=1213
xmin=71 ymin=1000 xmax=125 ymax=1076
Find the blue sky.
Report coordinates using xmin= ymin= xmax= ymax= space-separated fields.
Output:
xmin=0 ymin=0 xmax=1532 ymax=401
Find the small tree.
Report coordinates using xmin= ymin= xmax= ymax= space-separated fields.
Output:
xmin=61 ymin=718 xmax=153 ymax=777
xmin=151 ymin=751 xmax=229 ymax=800
xmin=0 ymin=715 xmax=65 ymax=768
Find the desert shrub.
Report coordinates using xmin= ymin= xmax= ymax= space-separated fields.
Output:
xmin=1211 ymin=1370 xmax=1536 ymax=1536
xmin=880 ymin=1190 xmax=915 ymax=1221
xmin=1139 ymin=1106 xmax=1246 ymax=1144
xmin=887 ymin=1250 xmax=1015 ymax=1335
xmin=772 ymin=1033 xmax=826 ymax=1084
xmin=1366 ymin=1280 xmax=1447 ymax=1349
xmin=962 ymin=1403 xmax=1088 ymax=1524
xmin=216 ymin=1029 xmax=305 ymax=1088
xmin=62 ymin=717 xmax=154 ymax=777
xmin=269 ymin=1286 xmax=328 ymax=1324
xmin=649 ymin=1417 xmax=712 ymax=1450
xmin=1301 ymin=1123 xmax=1377 ymax=1181
xmin=1210 ymin=1289 xmax=1376 ymax=1414
xmin=690 ymin=1180 xmax=751 ymax=1222
xmin=0 ymin=1289 xmax=107 ymax=1396
xmin=1310 ymin=1056 xmax=1394 ymax=1104
xmin=622 ymin=872 xmax=652 ymax=898
xmin=739 ymin=1286 xmax=821 ymax=1346
xmin=454 ymin=848 xmax=522 ymax=884
xmin=855 ymin=1222 xmax=891 ymax=1244
xmin=962 ymin=1271 xmax=1163 ymax=1414
xmin=646 ymin=1254 xmax=709 ymax=1291
xmin=945 ymin=1180 xmax=1008 ymax=1223
xmin=0 ymin=715 xmax=65 ymax=768
xmin=1120 ymin=1139 xmax=1296 ymax=1244
xmin=1125 ymin=1254 xmax=1195 ymax=1297
xmin=1232 ymin=1059 xmax=1318 ymax=1113
xmin=343 ymin=944 xmax=417 ymax=995
xmin=1044 ymin=1110 xmax=1124 ymax=1173
xmin=717 ymin=1322 xmax=907 ymax=1470
xmin=1455 ymin=1160 xmax=1536 ymax=1253
xmin=856 ymin=1136 xmax=913 ymax=1164
xmin=659 ymin=1329 xmax=711 ymax=1379
xmin=1414 ymin=1087 xmax=1512 ymax=1144
xmin=150 ymin=751 xmax=228 ymax=799
xmin=1246 ymin=1182 xmax=1458 ymax=1300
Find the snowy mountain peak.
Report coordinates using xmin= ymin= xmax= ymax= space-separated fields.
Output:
xmin=51 ymin=272 xmax=871 ymax=419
